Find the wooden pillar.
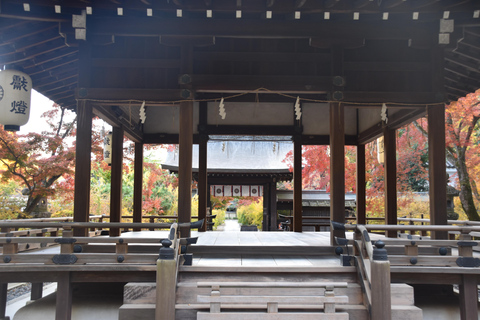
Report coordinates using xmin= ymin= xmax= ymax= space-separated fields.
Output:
xmin=110 ymin=126 xmax=124 ymax=237
xmin=330 ymin=102 xmax=346 ymax=244
xmin=133 ymin=142 xmax=143 ymax=231
xmin=270 ymin=180 xmax=277 ymax=231
xmin=428 ymin=105 xmax=448 ymax=239
xmin=263 ymin=184 xmax=269 ymax=231
xmin=73 ymin=101 xmax=92 ymax=237
xmin=55 ymin=273 xmax=72 ymax=320
xmin=293 ymin=135 xmax=302 ymax=232
xmin=198 ymin=135 xmax=208 ymax=232
xmin=0 ymin=283 xmax=6 ymax=320
xmin=384 ymin=128 xmax=397 ymax=238
xmin=356 ymin=144 xmax=366 ymax=225
xmin=31 ymin=282 xmax=43 ymax=300
xmin=178 ymin=101 xmax=193 ymax=237
xmin=207 ymin=184 xmax=212 ymax=215
xmin=459 ymin=274 xmax=478 ymax=320
xmin=198 ymin=102 xmax=208 ymax=232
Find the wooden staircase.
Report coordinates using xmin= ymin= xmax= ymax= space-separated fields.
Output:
xmin=119 ymin=263 xmax=422 ymax=320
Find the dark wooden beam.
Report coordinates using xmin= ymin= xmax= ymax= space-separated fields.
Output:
xmin=75 ymin=88 xmax=183 ymax=102
xmin=428 ymin=105 xmax=448 ymax=239
xmin=208 ymin=176 xmax=279 ymax=185
xmin=384 ymin=127 xmax=397 ymax=238
xmin=192 ymin=75 xmax=331 ymax=93
xmin=356 ymin=144 xmax=366 ymax=225
xmin=133 ymin=142 xmax=143 ymax=231
xmin=357 ymin=108 xmax=427 ymax=145
xmin=92 ymin=106 xmax=143 ymax=143
xmin=330 ymin=102 xmax=346 ymax=243
xmin=205 ymin=125 xmax=299 ymax=136
xmin=80 ymin=17 xmax=435 ymax=42
xmin=198 ymin=101 xmax=208 ymax=232
xmin=92 ymin=58 xmax=181 ymax=69
xmin=301 ymin=135 xmax=358 ymax=145
xmin=194 ymin=51 xmax=330 ymax=63
xmin=342 ymin=92 xmax=444 ymax=104
xmin=198 ymin=92 xmax=327 ymax=103
xmin=445 ymin=55 xmax=480 ymax=75
xmin=110 ymin=126 xmax=124 ymax=237
xmin=73 ymin=101 xmax=92 ymax=237
xmin=344 ymin=61 xmax=431 ymax=72
xmin=451 ymin=46 xmax=480 ymax=64
xmin=293 ymin=135 xmax=302 ymax=233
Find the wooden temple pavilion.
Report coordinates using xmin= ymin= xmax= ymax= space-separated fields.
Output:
xmin=2 ymin=0 xmax=479 ymax=240
xmin=2 ymin=1 xmax=480 ymax=320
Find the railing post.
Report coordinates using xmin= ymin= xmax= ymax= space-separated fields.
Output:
xmin=56 ymin=272 xmax=72 ymax=320
xmin=459 ymin=274 xmax=478 ymax=320
xmin=0 ymin=283 xmax=8 ymax=320
xmin=370 ymin=241 xmax=391 ymax=320
xmin=31 ymin=282 xmax=43 ymax=301
xmin=155 ymin=240 xmax=176 ymax=320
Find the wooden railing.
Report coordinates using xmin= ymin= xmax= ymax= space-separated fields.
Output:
xmin=349 ymin=225 xmax=391 ymax=320
xmin=338 ymin=223 xmax=480 ymax=320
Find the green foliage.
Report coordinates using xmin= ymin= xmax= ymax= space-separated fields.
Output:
xmin=212 ymin=209 xmax=226 ymax=230
xmin=0 ymin=180 xmax=26 ymax=220
xmin=237 ymin=200 xmax=263 ymax=228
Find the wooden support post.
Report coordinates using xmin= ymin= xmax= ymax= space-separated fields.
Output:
xmin=428 ymin=105 xmax=448 ymax=239
xmin=370 ymin=260 xmax=392 ymax=320
xmin=330 ymin=102 xmax=346 ymax=244
xmin=356 ymin=144 xmax=366 ymax=225
xmin=155 ymin=243 xmax=176 ymax=320
xmin=110 ymin=126 xmax=124 ymax=237
xmin=0 ymin=283 xmax=7 ymax=320
xmin=293 ymin=135 xmax=302 ymax=232
xmin=56 ymin=273 xmax=72 ymax=320
xmin=133 ymin=142 xmax=144 ymax=231
xmin=31 ymin=283 xmax=43 ymax=301
xmin=404 ymin=244 xmax=418 ymax=256
xmin=384 ymin=128 xmax=397 ymax=238
xmin=116 ymin=243 xmax=128 ymax=254
xmin=73 ymin=101 xmax=92 ymax=237
xmin=198 ymin=133 xmax=208 ymax=232
xmin=3 ymin=242 xmax=18 ymax=255
xmin=263 ymin=183 xmax=269 ymax=231
xmin=324 ymin=285 xmax=336 ymax=313
xmin=270 ymin=180 xmax=277 ymax=231
xmin=178 ymin=100 xmax=193 ymax=238
xmin=459 ymin=274 xmax=478 ymax=320
xmin=62 ymin=225 xmax=73 ymax=238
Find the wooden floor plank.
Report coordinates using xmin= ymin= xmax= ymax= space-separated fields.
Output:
xmin=241 ymin=255 xmax=277 ymax=267
xmin=196 ymin=254 xmax=242 ymax=267
xmin=273 ymin=256 xmax=314 ymax=267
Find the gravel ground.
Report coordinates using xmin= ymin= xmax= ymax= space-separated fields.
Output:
xmin=7 ymin=284 xmax=31 ymax=302
xmin=7 ymin=283 xmax=53 ymax=303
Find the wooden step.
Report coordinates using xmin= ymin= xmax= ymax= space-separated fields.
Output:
xmin=392 ymin=305 xmax=423 ymax=320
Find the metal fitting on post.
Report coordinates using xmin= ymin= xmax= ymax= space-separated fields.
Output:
xmin=159 ymin=239 xmax=174 ymax=260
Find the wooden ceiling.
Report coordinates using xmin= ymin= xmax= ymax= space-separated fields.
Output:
xmin=0 ymin=0 xmax=479 ymax=130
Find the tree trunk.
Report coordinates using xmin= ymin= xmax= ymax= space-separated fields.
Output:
xmin=456 ymin=153 xmax=480 ymax=221
xmin=23 ymin=195 xmax=43 ymax=216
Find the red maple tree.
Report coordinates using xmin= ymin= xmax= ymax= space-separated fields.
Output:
xmin=0 ymin=104 xmax=76 ymax=215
